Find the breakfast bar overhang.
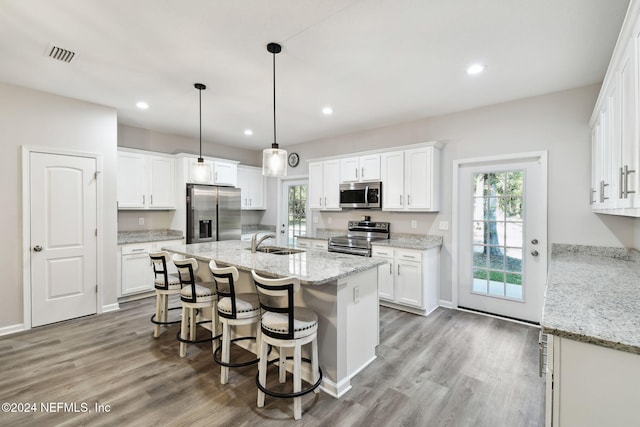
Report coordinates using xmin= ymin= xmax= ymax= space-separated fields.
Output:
xmin=163 ymin=240 xmax=385 ymax=398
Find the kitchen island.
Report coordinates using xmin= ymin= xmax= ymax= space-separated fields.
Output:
xmin=541 ymin=244 xmax=640 ymax=426
xmin=163 ymin=240 xmax=386 ymax=398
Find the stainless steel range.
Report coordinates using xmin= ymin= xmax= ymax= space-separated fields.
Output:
xmin=328 ymin=220 xmax=390 ymax=257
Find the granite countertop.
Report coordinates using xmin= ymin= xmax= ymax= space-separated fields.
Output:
xmin=161 ymin=240 xmax=386 ymax=286
xmin=295 ymin=229 xmax=345 ymax=240
xmin=118 ymin=229 xmax=183 ymax=245
xmin=242 ymin=225 xmax=276 ymax=235
xmin=373 ymin=234 xmax=443 ymax=250
xmin=541 ymin=243 xmax=640 ymax=355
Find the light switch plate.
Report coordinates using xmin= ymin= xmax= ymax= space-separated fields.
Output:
xmin=439 ymin=221 xmax=449 ymax=231
xmin=411 ymin=220 xmax=417 ymax=229
xmin=138 ymin=217 xmax=145 ymax=225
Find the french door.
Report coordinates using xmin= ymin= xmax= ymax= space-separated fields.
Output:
xmin=455 ymin=152 xmax=547 ymax=323
xmin=278 ymin=179 xmax=308 ymax=246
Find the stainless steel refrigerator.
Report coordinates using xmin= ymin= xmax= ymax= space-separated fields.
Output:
xmin=186 ymin=184 xmax=241 ymax=243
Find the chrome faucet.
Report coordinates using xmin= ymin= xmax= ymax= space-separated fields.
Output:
xmin=251 ymin=233 xmax=276 ymax=253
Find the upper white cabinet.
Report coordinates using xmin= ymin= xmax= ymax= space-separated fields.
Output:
xmin=185 ymin=157 xmax=238 ymax=187
xmin=308 ymin=160 xmax=341 ymax=210
xmin=591 ymin=2 xmax=640 ymax=216
xmin=339 ymin=154 xmax=381 ymax=183
xmin=237 ymin=165 xmax=266 ymax=210
xmin=381 ymin=145 xmax=440 ymax=212
xmin=118 ymin=150 xmax=176 ymax=210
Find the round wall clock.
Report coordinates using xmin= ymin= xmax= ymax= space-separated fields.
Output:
xmin=288 ymin=152 xmax=300 ymax=167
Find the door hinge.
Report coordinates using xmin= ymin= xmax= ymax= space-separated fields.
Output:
xmin=95 ymin=228 xmax=98 ymax=236
xmin=95 ymin=285 xmax=98 ymax=294
xmin=94 ymin=171 xmax=101 ymax=179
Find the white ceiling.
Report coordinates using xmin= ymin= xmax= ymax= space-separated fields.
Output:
xmin=0 ymin=0 xmax=630 ymax=150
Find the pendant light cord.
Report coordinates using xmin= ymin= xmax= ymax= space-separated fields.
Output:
xmin=272 ymin=50 xmax=277 ymax=149
xmin=199 ymin=86 xmax=202 ymax=159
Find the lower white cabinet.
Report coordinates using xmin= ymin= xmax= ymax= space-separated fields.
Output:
xmin=295 ymin=237 xmax=328 ymax=250
xmin=372 ymin=245 xmax=439 ymax=315
xmin=118 ymin=239 xmax=182 ymax=297
xmin=545 ymin=335 xmax=640 ymax=426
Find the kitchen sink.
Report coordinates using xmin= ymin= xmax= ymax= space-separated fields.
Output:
xmin=248 ymin=246 xmax=306 ymax=255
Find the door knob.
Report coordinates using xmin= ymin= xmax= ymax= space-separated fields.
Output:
xmin=531 ymin=250 xmax=539 ymax=256
xmin=33 ymin=245 xmax=43 ymax=252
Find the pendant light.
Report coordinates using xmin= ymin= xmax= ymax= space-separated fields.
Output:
xmin=191 ymin=82 xmax=209 ymax=183
xmin=262 ymin=42 xmax=288 ymax=177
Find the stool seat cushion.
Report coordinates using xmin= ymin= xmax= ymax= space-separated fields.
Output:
xmin=218 ymin=293 xmax=260 ymax=319
xmin=261 ymin=307 xmax=318 ymax=339
xmin=154 ymin=273 xmax=181 ymax=290
xmin=180 ymin=282 xmax=216 ymax=303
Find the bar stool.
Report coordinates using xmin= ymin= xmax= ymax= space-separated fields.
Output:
xmin=251 ymin=270 xmax=322 ymax=420
xmin=209 ymin=261 xmax=261 ymax=384
xmin=173 ymin=256 xmax=219 ymax=358
xmin=149 ymin=251 xmax=182 ymax=338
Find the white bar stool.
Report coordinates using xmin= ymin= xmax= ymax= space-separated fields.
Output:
xmin=173 ymin=256 xmax=219 ymax=358
xmin=251 ymin=270 xmax=322 ymax=420
xmin=209 ymin=261 xmax=261 ymax=384
xmin=149 ymin=251 xmax=182 ymax=338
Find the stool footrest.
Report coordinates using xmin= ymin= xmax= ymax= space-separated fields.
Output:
xmin=176 ymin=325 xmax=222 ymax=344
xmin=213 ymin=337 xmax=261 ymax=368
xmin=256 ymin=357 xmax=323 ymax=399
xmin=150 ymin=306 xmax=182 ymax=326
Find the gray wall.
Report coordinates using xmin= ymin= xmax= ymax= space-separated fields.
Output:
xmin=280 ymin=84 xmax=637 ymax=303
xmin=0 ymin=83 xmax=118 ymax=329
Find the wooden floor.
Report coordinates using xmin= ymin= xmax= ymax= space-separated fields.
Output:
xmin=0 ymin=297 xmax=544 ymax=426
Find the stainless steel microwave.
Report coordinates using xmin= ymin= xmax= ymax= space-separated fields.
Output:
xmin=339 ymin=182 xmax=382 ymax=209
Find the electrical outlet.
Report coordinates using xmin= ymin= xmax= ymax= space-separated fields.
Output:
xmin=439 ymin=221 xmax=449 ymax=231
xmin=138 ymin=217 xmax=144 ymax=226
xmin=411 ymin=220 xmax=417 ymax=229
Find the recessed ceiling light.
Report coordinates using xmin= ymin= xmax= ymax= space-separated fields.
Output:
xmin=244 ymin=129 xmax=253 ymax=136
xmin=322 ymin=106 xmax=334 ymax=115
xmin=136 ymin=101 xmax=149 ymax=110
xmin=466 ymin=64 xmax=485 ymax=75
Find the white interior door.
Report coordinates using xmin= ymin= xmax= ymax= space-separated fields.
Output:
xmin=278 ymin=179 xmax=308 ymax=246
xmin=456 ymin=153 xmax=547 ymax=323
xmin=30 ymin=152 xmax=98 ymax=327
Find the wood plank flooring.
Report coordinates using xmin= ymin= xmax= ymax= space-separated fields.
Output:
xmin=0 ymin=297 xmax=544 ymax=426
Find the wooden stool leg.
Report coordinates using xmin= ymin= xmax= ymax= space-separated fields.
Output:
xmin=153 ymin=292 xmax=162 ymax=338
xmin=220 ymin=321 xmax=231 ymax=384
xmin=179 ymin=304 xmax=188 ymax=357
xmin=312 ymin=337 xmax=320 ymax=394
xmin=189 ymin=307 xmax=197 ymax=344
xmin=257 ymin=337 xmax=268 ymax=408
xmin=293 ymin=342 xmax=302 ymax=420
xmin=279 ymin=348 xmax=287 ymax=383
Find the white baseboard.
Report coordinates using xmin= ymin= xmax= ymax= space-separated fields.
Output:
xmin=439 ymin=299 xmax=455 ymax=309
xmin=0 ymin=323 xmax=25 ymax=337
xmin=102 ymin=303 xmax=120 ymax=313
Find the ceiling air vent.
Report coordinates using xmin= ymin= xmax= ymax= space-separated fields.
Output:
xmin=48 ymin=45 xmax=75 ymax=63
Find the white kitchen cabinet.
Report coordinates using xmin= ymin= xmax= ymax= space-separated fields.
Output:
xmin=308 ymin=160 xmax=341 ymax=210
xmin=371 ymin=245 xmax=439 ymax=315
xmin=295 ymin=237 xmax=328 ymax=250
xmin=117 ymin=150 xmax=176 ymax=210
xmin=339 ymin=154 xmax=380 ymax=183
xmin=545 ymin=335 xmax=640 ymax=426
xmin=590 ymin=2 xmax=640 ymax=216
xmin=237 ymin=165 xmax=266 ymax=210
xmin=381 ymin=145 xmax=440 ymax=212
xmin=185 ymin=157 xmax=238 ymax=187
xmin=119 ymin=239 xmax=183 ymax=297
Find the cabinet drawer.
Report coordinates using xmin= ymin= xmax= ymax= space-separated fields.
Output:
xmin=372 ymin=247 xmax=393 ymax=258
xmin=296 ymin=239 xmax=311 ymax=248
xmin=122 ymin=243 xmax=153 ymax=255
xmin=396 ymin=250 xmax=421 ymax=262
xmin=311 ymin=240 xmax=328 ymax=250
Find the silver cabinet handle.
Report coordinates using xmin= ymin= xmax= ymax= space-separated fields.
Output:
xmin=624 ymin=165 xmax=636 ymax=198
xmin=355 ymin=168 xmax=358 ymax=178
xmin=215 ymin=172 xmax=218 ymax=181
xmin=150 ymin=194 xmax=153 ymax=205
xmin=407 ymin=194 xmax=411 ymax=206
xmin=389 ymin=263 xmax=392 ymax=274
xmin=620 ymin=167 xmax=625 ymax=199
xmin=142 ymin=194 xmax=145 ymax=205
xmin=249 ymin=198 xmax=252 ymax=206
xmin=244 ymin=198 xmax=247 ymax=206
xmin=590 ymin=188 xmax=596 ymax=204
xmin=361 ymin=167 xmax=364 ymax=178
xmin=319 ymin=197 xmax=322 ymax=206
xmin=397 ymin=264 xmax=401 ymax=275
xmin=33 ymin=245 xmax=43 ymax=252
xmin=131 ymin=248 xmax=146 ymax=252
xmin=324 ymin=196 xmax=327 ymax=206
xmin=399 ymin=195 xmax=403 ymax=205
xmin=600 ymin=180 xmax=609 ymax=203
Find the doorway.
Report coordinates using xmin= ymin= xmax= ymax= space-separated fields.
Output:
xmin=24 ymin=149 xmax=100 ymax=327
xmin=277 ymin=178 xmax=309 ymax=246
xmin=454 ymin=152 xmax=547 ymax=323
